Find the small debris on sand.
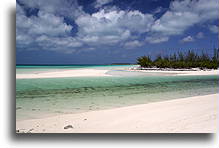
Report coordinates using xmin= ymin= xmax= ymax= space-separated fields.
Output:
xmin=64 ymin=125 xmax=73 ymax=129
xmin=27 ymin=128 xmax=34 ymax=133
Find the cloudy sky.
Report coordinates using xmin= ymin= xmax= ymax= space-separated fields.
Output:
xmin=16 ymin=0 xmax=219 ymax=64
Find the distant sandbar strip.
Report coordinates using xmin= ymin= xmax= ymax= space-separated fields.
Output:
xmin=16 ymin=68 xmax=219 ymax=79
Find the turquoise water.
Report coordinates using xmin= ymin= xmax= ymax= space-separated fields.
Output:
xmin=16 ymin=66 xmax=219 ymax=120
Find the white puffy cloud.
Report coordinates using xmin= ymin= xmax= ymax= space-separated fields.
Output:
xmin=76 ymin=9 xmax=154 ymax=34
xmin=16 ymin=0 xmax=219 ymax=52
xmin=123 ymin=40 xmax=143 ymax=49
xmin=75 ymin=9 xmax=154 ymax=46
xmin=181 ymin=36 xmax=194 ymax=43
xmin=117 ymin=10 xmax=154 ymax=33
xmin=28 ymin=11 xmax=72 ymax=37
xmin=16 ymin=3 xmax=73 ymax=37
xmin=152 ymin=11 xmax=199 ymax=36
xmin=151 ymin=0 xmax=219 ymax=38
xmin=16 ymin=3 xmax=77 ymax=52
xmin=209 ymin=25 xmax=218 ymax=34
xmin=145 ymin=36 xmax=169 ymax=44
xmin=17 ymin=0 xmax=85 ymax=19
xmin=94 ymin=0 xmax=113 ymax=9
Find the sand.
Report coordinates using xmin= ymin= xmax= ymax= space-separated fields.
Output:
xmin=16 ymin=68 xmax=219 ymax=79
xmin=129 ymin=69 xmax=219 ymax=76
xmin=16 ymin=69 xmax=111 ymax=79
xmin=16 ymin=94 xmax=218 ymax=133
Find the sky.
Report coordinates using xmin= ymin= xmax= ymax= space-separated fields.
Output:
xmin=16 ymin=0 xmax=219 ymax=64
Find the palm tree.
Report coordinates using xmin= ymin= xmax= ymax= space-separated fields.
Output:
xmin=137 ymin=56 xmax=152 ymax=68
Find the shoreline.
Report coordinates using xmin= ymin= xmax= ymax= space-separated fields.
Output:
xmin=16 ymin=69 xmax=111 ymax=79
xmin=16 ymin=68 xmax=219 ymax=79
xmin=128 ymin=68 xmax=219 ymax=76
xmin=16 ymin=93 xmax=218 ymax=133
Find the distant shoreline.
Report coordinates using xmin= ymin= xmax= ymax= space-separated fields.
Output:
xmin=128 ymin=67 xmax=219 ymax=76
xmin=130 ymin=66 xmax=219 ymax=71
xmin=16 ymin=66 xmax=219 ymax=79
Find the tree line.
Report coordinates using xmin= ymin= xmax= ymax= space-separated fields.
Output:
xmin=137 ymin=48 xmax=219 ymax=69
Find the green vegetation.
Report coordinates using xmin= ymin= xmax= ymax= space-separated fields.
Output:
xmin=137 ymin=48 xmax=219 ymax=69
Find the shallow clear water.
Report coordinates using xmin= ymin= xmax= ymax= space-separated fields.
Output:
xmin=16 ymin=67 xmax=219 ymax=120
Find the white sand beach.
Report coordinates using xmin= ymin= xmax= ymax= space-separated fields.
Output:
xmin=16 ymin=68 xmax=219 ymax=79
xmin=129 ymin=69 xmax=219 ymax=76
xmin=16 ymin=69 xmax=111 ymax=79
xmin=16 ymin=94 xmax=218 ymax=133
